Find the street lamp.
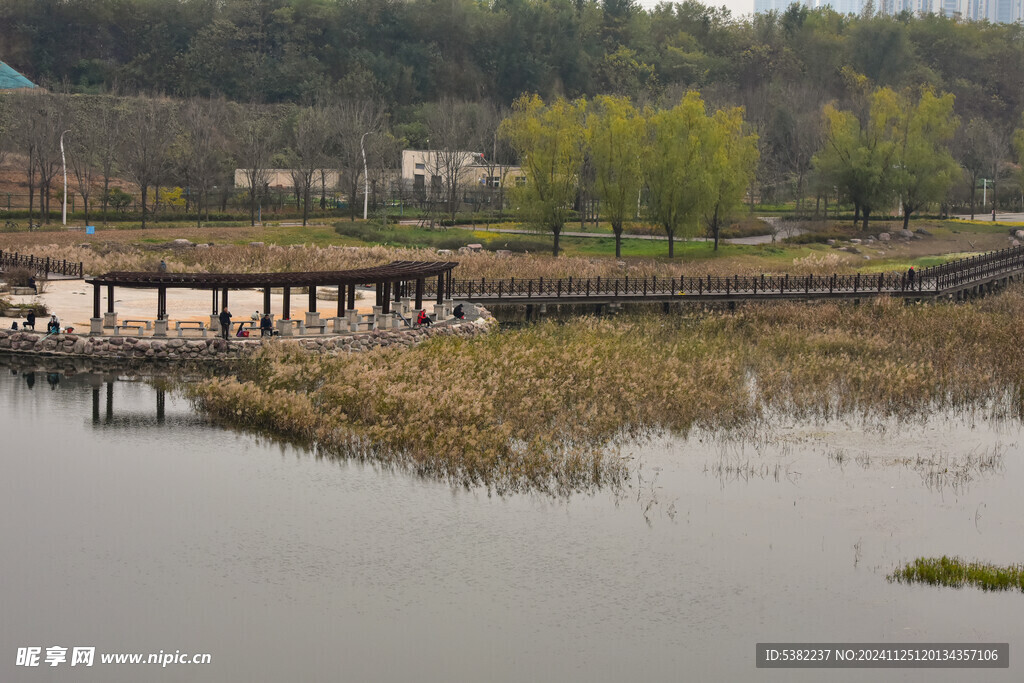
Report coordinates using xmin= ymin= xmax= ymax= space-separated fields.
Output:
xmin=60 ymin=129 xmax=71 ymax=226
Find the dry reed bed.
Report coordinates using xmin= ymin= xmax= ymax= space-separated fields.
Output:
xmin=5 ymin=241 xmax=864 ymax=280
xmin=186 ymin=287 xmax=1024 ymax=494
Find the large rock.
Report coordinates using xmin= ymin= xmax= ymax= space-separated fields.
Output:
xmin=898 ymin=229 xmax=914 ymax=239
xmin=878 ymin=232 xmax=890 ymax=242
xmin=171 ymin=238 xmax=194 ymax=248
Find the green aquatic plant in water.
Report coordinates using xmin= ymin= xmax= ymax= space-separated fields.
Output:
xmin=888 ymin=557 xmax=1024 ymax=592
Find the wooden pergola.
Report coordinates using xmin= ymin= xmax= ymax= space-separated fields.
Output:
xmin=85 ymin=260 xmax=458 ymax=323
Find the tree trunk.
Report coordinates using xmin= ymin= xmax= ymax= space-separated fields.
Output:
xmin=141 ymin=183 xmax=148 ymax=229
xmin=302 ymin=182 xmax=310 ymax=227
xmin=853 ymin=202 xmax=860 ymax=227
xmin=83 ymin=196 xmax=89 ymax=226
xmin=27 ymin=149 xmax=35 ymax=228
xmin=902 ymin=203 xmax=911 ymax=231
xmin=861 ymin=207 xmax=870 ymax=232
xmin=102 ymin=176 xmax=110 ymax=226
xmin=712 ymin=204 xmax=721 ymax=251
xmin=613 ymin=220 xmax=622 ymax=259
xmin=552 ymin=227 xmax=561 ymax=257
xmin=667 ymin=228 xmax=674 ymax=258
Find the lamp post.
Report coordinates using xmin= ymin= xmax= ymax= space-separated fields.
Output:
xmin=60 ymin=129 xmax=71 ymax=226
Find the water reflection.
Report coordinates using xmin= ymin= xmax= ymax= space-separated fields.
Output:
xmin=90 ymin=382 xmax=167 ymax=426
xmin=2 ymin=356 xmax=1024 ymax=682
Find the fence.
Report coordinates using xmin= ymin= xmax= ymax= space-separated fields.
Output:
xmin=0 ymin=250 xmax=84 ymax=278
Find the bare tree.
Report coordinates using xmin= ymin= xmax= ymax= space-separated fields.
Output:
xmin=425 ymin=98 xmax=484 ymax=222
xmin=231 ymin=103 xmax=282 ymax=226
xmin=32 ymin=94 xmax=69 ymax=225
xmin=329 ymin=99 xmax=386 ymax=222
xmin=67 ymin=98 xmax=103 ymax=226
xmin=119 ymin=96 xmax=176 ymax=228
xmin=285 ymin=104 xmax=331 ymax=227
xmin=177 ymin=96 xmax=230 ymax=227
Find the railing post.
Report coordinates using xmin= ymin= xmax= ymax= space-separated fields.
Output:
xmin=498 ymin=280 xmax=502 ymax=298
xmin=854 ymin=273 xmax=859 ymax=292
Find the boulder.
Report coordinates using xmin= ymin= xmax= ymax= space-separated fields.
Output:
xmin=1015 ymin=230 xmax=1024 ymax=240
xmin=826 ymin=239 xmax=836 ymax=245
xmin=878 ymin=233 xmax=890 ymax=242
xmin=495 ymin=250 xmax=512 ymax=258
xmin=898 ymin=229 xmax=914 ymax=239
xmin=171 ymin=238 xmax=194 ymax=248
xmin=849 ymin=238 xmax=862 ymax=244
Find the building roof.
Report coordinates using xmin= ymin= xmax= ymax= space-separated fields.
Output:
xmin=86 ymin=261 xmax=459 ymax=289
xmin=0 ymin=61 xmax=37 ymax=90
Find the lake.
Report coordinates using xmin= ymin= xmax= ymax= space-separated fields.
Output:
xmin=1 ymin=358 xmax=1022 ymax=681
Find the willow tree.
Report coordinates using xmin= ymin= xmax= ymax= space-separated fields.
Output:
xmin=703 ymin=106 xmax=759 ymax=250
xmin=813 ymin=88 xmax=901 ymax=231
xmin=500 ymin=95 xmax=586 ymax=257
xmin=893 ymin=89 xmax=958 ymax=229
xmin=586 ymin=95 xmax=645 ymax=258
xmin=644 ymin=92 xmax=713 ymax=258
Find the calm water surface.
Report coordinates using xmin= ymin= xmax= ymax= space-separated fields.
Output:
xmin=1 ymin=363 xmax=1023 ymax=682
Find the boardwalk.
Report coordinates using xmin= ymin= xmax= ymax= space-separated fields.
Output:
xmin=425 ymin=245 xmax=1024 ymax=307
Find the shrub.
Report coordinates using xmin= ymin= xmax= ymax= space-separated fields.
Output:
xmin=2 ymin=266 xmax=35 ymax=287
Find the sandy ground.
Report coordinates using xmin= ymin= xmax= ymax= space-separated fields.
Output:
xmin=1 ymin=279 xmax=380 ymax=335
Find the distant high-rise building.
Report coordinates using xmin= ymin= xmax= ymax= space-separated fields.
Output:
xmin=756 ymin=0 xmax=1022 ymax=20
xmin=754 ymin=0 xmax=814 ymax=13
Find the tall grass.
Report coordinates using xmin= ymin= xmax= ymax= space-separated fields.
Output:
xmin=9 ymin=239 xmax=864 ymax=280
xmin=186 ymin=286 xmax=1024 ymax=493
xmin=888 ymin=557 xmax=1024 ymax=592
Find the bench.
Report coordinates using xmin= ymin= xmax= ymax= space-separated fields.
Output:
xmin=175 ymin=321 xmax=207 ymax=337
xmin=122 ymin=319 xmax=152 ymax=331
xmin=304 ymin=322 xmax=327 ymax=334
xmin=114 ymin=324 xmax=145 ymax=336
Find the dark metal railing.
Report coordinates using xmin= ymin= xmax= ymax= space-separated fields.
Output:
xmin=424 ymin=245 xmax=1024 ymax=302
xmin=0 ymin=250 xmax=84 ymax=278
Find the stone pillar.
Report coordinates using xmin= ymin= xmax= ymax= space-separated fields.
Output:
xmin=432 ymin=303 xmax=445 ymax=320
xmin=153 ymin=319 xmax=168 ymax=337
xmin=103 ymin=311 xmax=118 ymax=329
xmin=304 ymin=310 xmax=321 ymax=329
xmin=90 ymin=318 xmax=103 ymax=335
xmin=210 ymin=314 xmax=220 ymax=333
xmin=371 ymin=305 xmax=383 ymax=329
xmin=277 ymin=319 xmax=293 ymax=336
xmin=346 ymin=309 xmax=360 ymax=333
xmin=331 ymin=317 xmax=345 ymax=334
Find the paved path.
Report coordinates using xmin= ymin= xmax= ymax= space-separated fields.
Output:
xmin=401 ymin=217 xmax=808 ymax=246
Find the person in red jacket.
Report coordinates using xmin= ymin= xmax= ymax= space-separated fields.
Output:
xmin=416 ymin=309 xmax=432 ymax=327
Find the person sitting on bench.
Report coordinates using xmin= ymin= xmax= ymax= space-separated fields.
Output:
xmin=47 ymin=315 xmax=60 ymax=334
xmin=416 ymin=309 xmax=432 ymax=327
xmin=453 ymin=304 xmax=465 ymax=320
xmin=260 ymin=314 xmax=273 ymax=337
xmin=25 ymin=311 xmax=36 ymax=330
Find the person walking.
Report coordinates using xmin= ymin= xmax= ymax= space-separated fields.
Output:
xmin=218 ymin=309 xmax=232 ymax=340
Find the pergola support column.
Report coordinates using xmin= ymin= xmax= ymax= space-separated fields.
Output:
xmin=283 ymin=287 xmax=291 ymax=320
xmin=415 ymin=278 xmax=424 ymax=310
xmin=103 ymin=285 xmax=117 ymax=328
xmin=263 ymin=287 xmax=271 ymax=316
xmin=91 ymin=283 xmax=103 ymax=335
xmin=305 ymin=286 xmax=320 ymax=329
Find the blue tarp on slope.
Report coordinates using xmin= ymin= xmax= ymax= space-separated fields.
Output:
xmin=0 ymin=61 xmax=37 ymax=90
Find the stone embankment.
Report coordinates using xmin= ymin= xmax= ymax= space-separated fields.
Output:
xmin=0 ymin=307 xmax=495 ymax=361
